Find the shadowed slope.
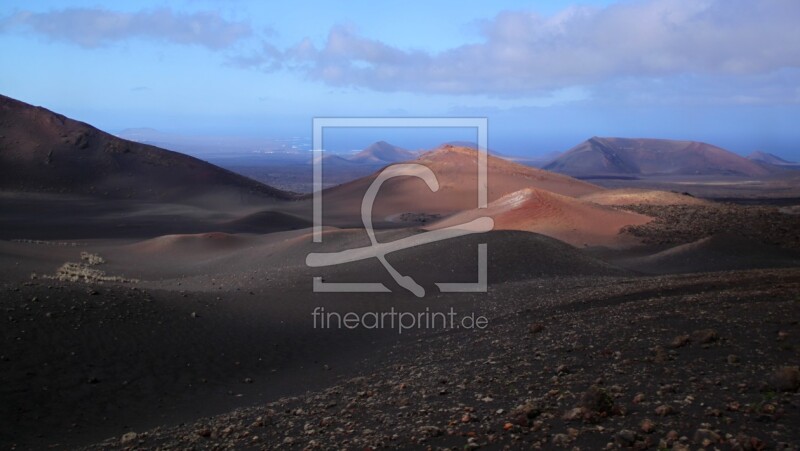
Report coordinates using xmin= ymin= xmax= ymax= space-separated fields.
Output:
xmin=618 ymin=234 xmax=800 ymax=274
xmin=221 ymin=210 xmax=312 ymax=234
xmin=117 ymin=228 xmax=628 ymax=285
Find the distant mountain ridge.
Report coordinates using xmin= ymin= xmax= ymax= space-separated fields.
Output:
xmin=0 ymin=94 xmax=293 ymax=201
xmin=349 ymin=141 xmax=415 ymax=164
xmin=747 ymin=151 xmax=796 ymax=166
xmin=544 ymin=137 xmax=771 ymax=177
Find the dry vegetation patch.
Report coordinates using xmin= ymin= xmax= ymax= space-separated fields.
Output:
xmin=33 ymin=252 xmax=138 ymax=284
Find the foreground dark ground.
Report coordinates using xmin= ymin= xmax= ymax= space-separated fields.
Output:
xmin=84 ymin=269 xmax=800 ymax=450
xmin=4 ymin=266 xmax=798 ymax=449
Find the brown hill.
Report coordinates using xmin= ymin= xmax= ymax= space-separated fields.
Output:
xmin=544 ymin=137 xmax=771 ymax=177
xmin=428 ymin=188 xmax=651 ymax=247
xmin=0 ymin=94 xmax=293 ymax=202
xmin=317 ymin=145 xmax=603 ymax=225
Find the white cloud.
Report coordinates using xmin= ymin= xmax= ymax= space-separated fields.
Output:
xmin=1 ymin=8 xmax=251 ymax=50
xmin=239 ymin=0 xmax=800 ymax=99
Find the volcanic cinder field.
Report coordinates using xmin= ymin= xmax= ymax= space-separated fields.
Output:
xmin=1 ymin=93 xmax=800 ymax=451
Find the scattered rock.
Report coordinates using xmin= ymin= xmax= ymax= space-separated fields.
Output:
xmin=655 ymin=404 xmax=674 ymax=416
xmin=616 ymin=429 xmax=637 ymax=446
xmin=120 ymin=431 xmax=137 ymax=445
xmin=693 ymin=428 xmax=721 ymax=446
xmin=510 ymin=401 xmax=541 ymax=426
xmin=562 ymin=407 xmax=586 ymax=422
xmin=692 ymin=328 xmax=719 ymax=344
xmin=580 ymin=386 xmax=614 ymax=415
xmin=552 ymin=433 xmax=571 ymax=446
xmin=671 ymin=334 xmax=690 ymax=348
xmin=417 ymin=425 xmax=442 ymax=437
xmin=771 ymin=366 xmax=800 ymax=392
xmin=653 ymin=346 xmax=669 ymax=363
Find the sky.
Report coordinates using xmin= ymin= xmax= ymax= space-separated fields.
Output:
xmin=1 ymin=0 xmax=799 ymax=158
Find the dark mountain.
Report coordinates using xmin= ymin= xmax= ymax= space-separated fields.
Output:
xmin=349 ymin=141 xmax=415 ymax=164
xmin=543 ymin=137 xmax=772 ymax=177
xmin=0 ymin=94 xmax=293 ymax=201
xmin=313 ymin=153 xmax=361 ymax=166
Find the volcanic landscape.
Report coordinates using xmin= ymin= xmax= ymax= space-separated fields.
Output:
xmin=1 ymin=94 xmax=799 ymax=449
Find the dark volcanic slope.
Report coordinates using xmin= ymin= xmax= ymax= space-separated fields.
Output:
xmin=0 ymin=94 xmax=293 ymax=201
xmin=544 ymin=137 xmax=771 ymax=177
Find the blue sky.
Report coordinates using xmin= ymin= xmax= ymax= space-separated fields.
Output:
xmin=1 ymin=0 xmax=799 ymax=158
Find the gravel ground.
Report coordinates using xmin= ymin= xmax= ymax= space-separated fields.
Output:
xmin=620 ymin=204 xmax=800 ymax=249
xmin=85 ymin=268 xmax=800 ymax=450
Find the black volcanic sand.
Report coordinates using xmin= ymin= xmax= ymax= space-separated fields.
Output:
xmin=615 ymin=234 xmax=800 ymax=275
xmin=82 ymin=268 xmax=800 ymax=450
xmin=0 ymin=192 xmax=305 ymax=240
xmin=0 ymin=94 xmax=293 ymax=203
